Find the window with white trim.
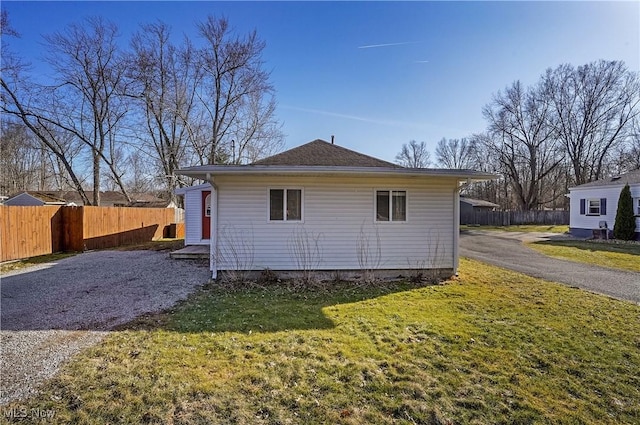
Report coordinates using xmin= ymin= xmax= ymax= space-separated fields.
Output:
xmin=376 ymin=190 xmax=406 ymax=222
xmin=269 ymin=189 xmax=302 ymax=221
xmin=587 ymin=199 xmax=601 ymax=216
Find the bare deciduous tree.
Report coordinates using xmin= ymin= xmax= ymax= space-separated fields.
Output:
xmin=127 ymin=22 xmax=202 ymax=201
xmin=43 ymin=16 xmax=130 ymax=205
xmin=435 ymin=137 xmax=477 ymax=169
xmin=0 ymin=120 xmax=40 ymax=193
xmin=395 ymin=140 xmax=431 ymax=168
xmin=482 ymin=80 xmax=564 ymax=211
xmin=0 ymin=10 xmax=18 ymax=38
xmin=228 ymin=89 xmax=284 ymax=164
xmin=196 ymin=16 xmax=282 ymax=165
xmin=1 ymin=15 xmax=91 ymax=203
xmin=626 ymin=118 xmax=640 ymax=171
xmin=543 ymin=60 xmax=640 ymax=185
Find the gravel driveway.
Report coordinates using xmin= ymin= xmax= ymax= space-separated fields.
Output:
xmin=0 ymin=250 xmax=210 ymax=404
xmin=460 ymin=230 xmax=640 ymax=304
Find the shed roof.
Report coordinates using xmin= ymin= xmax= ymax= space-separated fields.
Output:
xmin=460 ymin=197 xmax=500 ymax=208
xmin=571 ymin=169 xmax=640 ymax=190
xmin=28 ymin=192 xmax=67 ymax=204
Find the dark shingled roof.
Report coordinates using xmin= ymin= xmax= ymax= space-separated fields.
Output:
xmin=26 ymin=192 xmax=68 ymax=204
xmin=572 ymin=169 xmax=640 ymax=189
xmin=252 ymin=139 xmax=402 ymax=168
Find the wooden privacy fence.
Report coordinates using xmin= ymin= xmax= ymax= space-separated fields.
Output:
xmin=1 ymin=205 xmax=179 ymax=262
xmin=461 ymin=210 xmax=569 ymax=226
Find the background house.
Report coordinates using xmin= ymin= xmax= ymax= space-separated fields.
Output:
xmin=4 ymin=190 xmax=173 ymax=208
xmin=3 ymin=192 xmax=68 ymax=206
xmin=460 ymin=196 xmax=500 ymax=215
xmin=459 ymin=196 xmax=502 ymax=226
xmin=569 ymin=170 xmax=640 ymax=239
xmin=176 ymin=139 xmax=495 ymax=279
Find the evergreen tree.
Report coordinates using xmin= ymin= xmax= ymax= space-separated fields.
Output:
xmin=613 ymin=184 xmax=636 ymax=240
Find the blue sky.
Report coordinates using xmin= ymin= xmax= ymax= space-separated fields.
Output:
xmin=3 ymin=1 xmax=639 ymax=163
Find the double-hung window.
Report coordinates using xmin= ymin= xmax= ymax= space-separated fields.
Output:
xmin=376 ymin=190 xmax=406 ymax=222
xmin=587 ymin=199 xmax=601 ymax=216
xmin=269 ymin=189 xmax=302 ymax=221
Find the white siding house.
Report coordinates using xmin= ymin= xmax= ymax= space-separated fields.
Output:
xmin=177 ymin=140 xmax=495 ymax=279
xmin=569 ymin=170 xmax=640 ymax=239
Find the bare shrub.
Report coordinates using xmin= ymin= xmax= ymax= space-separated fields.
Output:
xmin=408 ymin=230 xmax=446 ymax=284
xmin=331 ymin=269 xmax=344 ymax=284
xmin=288 ymin=225 xmax=323 ymax=284
xmin=218 ymin=225 xmax=255 ymax=284
xmin=257 ymin=268 xmax=280 ymax=285
xmin=356 ymin=222 xmax=382 ymax=283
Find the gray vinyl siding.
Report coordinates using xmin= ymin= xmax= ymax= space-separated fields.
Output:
xmin=214 ymin=175 xmax=457 ymax=271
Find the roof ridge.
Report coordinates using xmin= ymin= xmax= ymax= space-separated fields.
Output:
xmin=572 ymin=168 xmax=640 ymax=189
xmin=252 ymin=139 xmax=402 ymax=168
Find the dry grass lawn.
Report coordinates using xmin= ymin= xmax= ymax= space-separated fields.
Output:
xmin=2 ymin=259 xmax=639 ymax=424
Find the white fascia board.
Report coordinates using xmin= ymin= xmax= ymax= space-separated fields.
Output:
xmin=176 ymin=165 xmax=497 ymax=182
xmin=174 ymin=183 xmax=212 ymax=195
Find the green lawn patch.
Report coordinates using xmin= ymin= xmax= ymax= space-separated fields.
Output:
xmin=462 ymin=224 xmax=569 ymax=233
xmin=529 ymin=240 xmax=640 ymax=272
xmin=5 ymin=259 xmax=639 ymax=424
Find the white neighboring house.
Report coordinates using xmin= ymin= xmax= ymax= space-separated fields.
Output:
xmin=569 ymin=169 xmax=640 ymax=239
xmin=176 ymin=139 xmax=495 ymax=279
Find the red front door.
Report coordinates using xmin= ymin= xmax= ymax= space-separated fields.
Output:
xmin=202 ymin=191 xmax=211 ymax=240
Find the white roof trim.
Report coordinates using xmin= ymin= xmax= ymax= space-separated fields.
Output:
xmin=176 ymin=165 xmax=497 ymax=182
xmin=174 ymin=182 xmax=212 ymax=195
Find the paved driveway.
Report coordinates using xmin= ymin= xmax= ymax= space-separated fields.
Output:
xmin=460 ymin=230 xmax=640 ymax=304
xmin=1 ymin=250 xmax=210 ymax=404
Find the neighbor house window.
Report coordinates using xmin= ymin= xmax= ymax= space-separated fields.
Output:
xmin=587 ymin=199 xmax=601 ymax=216
xmin=269 ymin=189 xmax=302 ymax=221
xmin=376 ymin=190 xmax=406 ymax=222
xmin=636 ymin=198 xmax=640 ymax=216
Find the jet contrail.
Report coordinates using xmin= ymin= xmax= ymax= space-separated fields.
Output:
xmin=358 ymin=41 xmax=416 ymax=49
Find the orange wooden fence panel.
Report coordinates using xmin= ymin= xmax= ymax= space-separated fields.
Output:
xmin=82 ymin=206 xmax=174 ymax=250
xmin=0 ymin=206 xmax=63 ymax=262
xmin=1 ymin=206 xmax=178 ymax=262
